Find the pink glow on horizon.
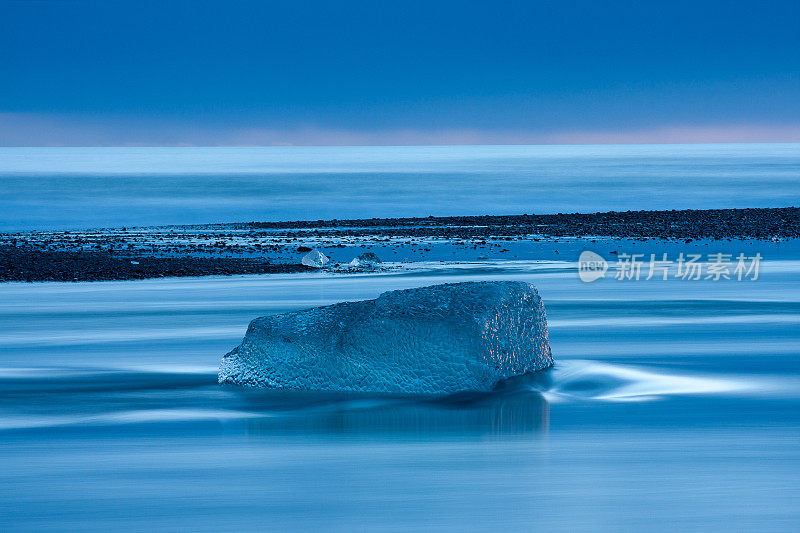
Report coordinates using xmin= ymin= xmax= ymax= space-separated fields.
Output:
xmin=1 ymin=113 xmax=799 ymax=146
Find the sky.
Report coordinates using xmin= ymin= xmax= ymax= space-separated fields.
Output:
xmin=1 ymin=0 xmax=799 ymax=146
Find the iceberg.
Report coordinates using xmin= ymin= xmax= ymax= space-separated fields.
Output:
xmin=219 ymin=281 xmax=552 ymax=394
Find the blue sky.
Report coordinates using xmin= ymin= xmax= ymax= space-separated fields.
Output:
xmin=1 ymin=0 xmax=798 ymax=145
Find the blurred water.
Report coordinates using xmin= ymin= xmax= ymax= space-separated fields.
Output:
xmin=2 ymin=262 xmax=800 ymax=531
xmin=1 ymin=143 xmax=798 ymax=230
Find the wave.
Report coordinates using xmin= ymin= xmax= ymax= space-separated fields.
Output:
xmin=0 ymin=359 xmax=787 ymax=433
xmin=538 ymin=360 xmax=754 ymax=402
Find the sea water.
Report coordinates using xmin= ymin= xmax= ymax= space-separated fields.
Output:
xmin=0 ymin=143 xmax=798 ymax=231
xmin=2 ymin=261 xmax=800 ymax=531
xmin=2 ymin=144 xmax=800 ymax=530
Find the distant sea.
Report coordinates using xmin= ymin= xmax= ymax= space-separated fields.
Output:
xmin=0 ymin=143 xmax=798 ymax=231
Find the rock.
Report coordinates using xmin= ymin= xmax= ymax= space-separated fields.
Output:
xmin=296 ymin=246 xmax=312 ymax=253
xmin=219 ymin=281 xmax=552 ymax=394
xmin=301 ymin=250 xmax=329 ymax=268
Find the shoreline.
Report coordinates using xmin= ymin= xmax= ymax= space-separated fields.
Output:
xmin=0 ymin=246 xmax=313 ymax=282
xmin=2 ymin=207 xmax=798 ymax=282
xmin=233 ymin=206 xmax=800 ymax=240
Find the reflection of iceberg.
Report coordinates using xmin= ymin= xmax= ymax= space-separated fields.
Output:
xmin=219 ymin=281 xmax=552 ymax=394
xmin=239 ymin=388 xmax=550 ymax=437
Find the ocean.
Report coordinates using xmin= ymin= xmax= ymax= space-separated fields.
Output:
xmin=2 ymin=261 xmax=800 ymax=530
xmin=0 ymin=143 xmax=798 ymax=231
xmin=1 ymin=145 xmax=800 ymax=531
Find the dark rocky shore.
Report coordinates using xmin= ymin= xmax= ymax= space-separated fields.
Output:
xmin=240 ymin=207 xmax=800 ymax=240
xmin=0 ymin=246 xmax=312 ymax=282
xmin=1 ymin=207 xmax=797 ymax=282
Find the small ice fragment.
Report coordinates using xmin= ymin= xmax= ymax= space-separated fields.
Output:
xmin=357 ymin=252 xmax=381 ymax=264
xmin=349 ymin=252 xmax=382 ymax=268
xmin=301 ymin=250 xmax=329 ymax=268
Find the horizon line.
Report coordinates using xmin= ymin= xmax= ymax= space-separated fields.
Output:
xmin=2 ymin=140 xmax=800 ymax=148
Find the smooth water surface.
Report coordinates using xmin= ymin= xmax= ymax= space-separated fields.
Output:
xmin=2 ymin=261 xmax=800 ymax=531
xmin=1 ymin=143 xmax=798 ymax=230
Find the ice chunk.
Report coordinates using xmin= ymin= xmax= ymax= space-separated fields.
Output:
xmin=301 ymin=249 xmax=329 ymax=268
xmin=356 ymin=252 xmax=381 ymax=264
xmin=219 ymin=281 xmax=552 ymax=394
xmin=349 ymin=252 xmax=382 ymax=269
